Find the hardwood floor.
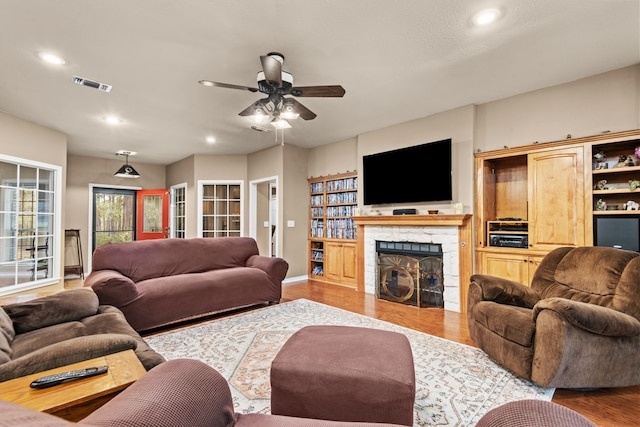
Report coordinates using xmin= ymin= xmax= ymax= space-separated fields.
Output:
xmin=2 ymin=279 xmax=638 ymax=426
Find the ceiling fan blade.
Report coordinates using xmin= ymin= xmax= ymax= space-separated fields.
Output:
xmin=238 ymin=102 xmax=258 ymax=117
xmin=289 ymin=98 xmax=317 ymax=120
xmin=260 ymin=55 xmax=282 ymax=87
xmin=209 ymin=81 xmax=258 ymax=92
xmin=291 ymin=85 xmax=345 ymax=97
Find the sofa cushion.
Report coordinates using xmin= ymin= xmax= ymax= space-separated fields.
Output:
xmin=11 ymin=321 xmax=85 ymax=359
xmin=473 ymin=301 xmax=535 ymax=347
xmin=0 ymin=334 xmax=139 ymax=382
xmin=0 ymin=307 xmax=15 ymax=364
xmin=4 ymin=288 xmax=99 ymax=333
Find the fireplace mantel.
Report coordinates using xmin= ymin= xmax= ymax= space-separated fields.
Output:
xmin=353 ymin=214 xmax=471 ymax=227
xmin=353 ymin=214 xmax=473 ymax=312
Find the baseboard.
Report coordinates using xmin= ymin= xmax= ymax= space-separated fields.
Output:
xmin=283 ymin=275 xmax=308 ymax=284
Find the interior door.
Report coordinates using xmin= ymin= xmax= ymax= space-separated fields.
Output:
xmin=136 ymin=189 xmax=169 ymax=240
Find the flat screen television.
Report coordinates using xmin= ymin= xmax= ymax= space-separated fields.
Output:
xmin=363 ymin=138 xmax=452 ymax=205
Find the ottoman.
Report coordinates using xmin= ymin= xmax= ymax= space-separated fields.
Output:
xmin=270 ymin=325 xmax=415 ymax=426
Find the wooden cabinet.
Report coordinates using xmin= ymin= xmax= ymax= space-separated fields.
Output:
xmin=528 ymin=146 xmax=586 ymax=250
xmin=475 ymin=130 xmax=640 ymax=283
xmin=308 ymin=172 xmax=358 ymax=288
xmin=325 ymin=241 xmax=357 ymax=286
xmin=478 ymin=251 xmax=545 ymax=286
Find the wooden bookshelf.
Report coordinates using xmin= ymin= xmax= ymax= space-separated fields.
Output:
xmin=308 ymin=172 xmax=358 ymax=288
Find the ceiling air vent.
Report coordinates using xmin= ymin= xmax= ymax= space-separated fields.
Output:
xmin=72 ymin=75 xmax=112 ymax=93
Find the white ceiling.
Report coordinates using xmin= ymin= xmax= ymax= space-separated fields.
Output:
xmin=1 ymin=1 xmax=638 ymax=165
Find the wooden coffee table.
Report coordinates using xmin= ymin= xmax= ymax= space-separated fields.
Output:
xmin=0 ymin=349 xmax=146 ymax=421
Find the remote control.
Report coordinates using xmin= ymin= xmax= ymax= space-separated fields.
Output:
xmin=29 ymin=366 xmax=109 ymax=389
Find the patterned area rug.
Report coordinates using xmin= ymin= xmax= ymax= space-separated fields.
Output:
xmin=146 ymin=299 xmax=554 ymax=426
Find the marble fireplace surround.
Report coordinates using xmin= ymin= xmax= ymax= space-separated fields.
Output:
xmin=353 ymin=215 xmax=473 ymax=313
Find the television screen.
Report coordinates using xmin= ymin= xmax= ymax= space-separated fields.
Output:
xmin=363 ymin=138 xmax=452 ymax=205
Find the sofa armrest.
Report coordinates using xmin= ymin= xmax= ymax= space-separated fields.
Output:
xmin=81 ymin=359 xmax=236 ymax=427
xmin=470 ymin=274 xmax=541 ymax=308
xmin=533 ymin=298 xmax=640 ymax=337
xmin=84 ymin=269 xmax=139 ymax=307
xmin=0 ymin=334 xmax=138 ymax=382
xmin=247 ymin=255 xmax=289 ymax=282
xmin=3 ymin=289 xmax=99 ymax=333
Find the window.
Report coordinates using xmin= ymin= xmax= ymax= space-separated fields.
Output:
xmin=92 ymin=188 xmax=136 ymax=250
xmin=0 ymin=156 xmax=61 ymax=295
xmin=170 ymin=183 xmax=186 ymax=238
xmin=198 ymin=181 xmax=242 ymax=238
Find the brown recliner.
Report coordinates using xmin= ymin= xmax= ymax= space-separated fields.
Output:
xmin=467 ymin=246 xmax=640 ymax=388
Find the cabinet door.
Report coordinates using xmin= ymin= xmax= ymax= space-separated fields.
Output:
xmin=480 ymin=252 xmax=528 ymax=285
xmin=527 ymin=255 xmax=545 ymax=282
xmin=341 ymin=243 xmax=357 ymax=283
xmin=324 ymin=242 xmax=343 ymax=282
xmin=528 ymin=147 xmax=585 ymax=250
xmin=324 ymin=242 xmax=357 ymax=286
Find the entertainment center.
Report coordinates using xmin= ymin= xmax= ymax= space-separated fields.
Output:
xmin=475 ymin=129 xmax=640 ymax=285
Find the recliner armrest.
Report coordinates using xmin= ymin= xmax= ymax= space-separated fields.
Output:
xmin=246 ymin=255 xmax=289 ymax=282
xmin=84 ymin=269 xmax=139 ymax=307
xmin=0 ymin=333 xmax=137 ymax=382
xmin=533 ymin=298 xmax=640 ymax=337
xmin=470 ymin=274 xmax=541 ymax=308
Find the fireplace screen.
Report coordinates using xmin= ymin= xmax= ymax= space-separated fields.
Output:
xmin=376 ymin=241 xmax=443 ymax=308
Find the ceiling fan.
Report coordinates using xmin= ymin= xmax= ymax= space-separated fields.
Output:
xmin=199 ymin=52 xmax=345 ymax=127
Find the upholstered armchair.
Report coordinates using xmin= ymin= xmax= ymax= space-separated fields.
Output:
xmin=467 ymin=246 xmax=640 ymax=388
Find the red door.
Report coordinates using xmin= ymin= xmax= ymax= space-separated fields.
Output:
xmin=136 ymin=189 xmax=169 ymax=240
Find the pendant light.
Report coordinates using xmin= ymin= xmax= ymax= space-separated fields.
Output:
xmin=114 ymin=151 xmax=140 ymax=178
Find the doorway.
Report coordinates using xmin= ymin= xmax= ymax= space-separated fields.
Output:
xmin=249 ymin=176 xmax=279 ymax=257
xmin=89 ymin=186 xmax=169 ymax=272
xmin=92 ymin=187 xmax=136 ymax=251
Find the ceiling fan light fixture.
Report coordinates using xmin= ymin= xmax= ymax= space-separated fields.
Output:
xmin=250 ymin=107 xmax=269 ymax=123
xmin=280 ymin=98 xmax=300 ymax=120
xmin=114 ymin=151 xmax=141 ymax=178
xmin=271 ymin=117 xmax=291 ymax=129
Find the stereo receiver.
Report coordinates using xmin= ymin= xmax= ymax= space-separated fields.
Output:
xmin=489 ymin=234 xmax=529 ymax=248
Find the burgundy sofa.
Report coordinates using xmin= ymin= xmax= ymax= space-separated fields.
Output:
xmin=84 ymin=237 xmax=288 ymax=332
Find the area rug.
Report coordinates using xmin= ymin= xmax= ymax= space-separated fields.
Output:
xmin=145 ymin=299 xmax=554 ymax=426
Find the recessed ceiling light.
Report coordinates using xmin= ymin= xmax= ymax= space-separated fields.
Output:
xmin=473 ymin=8 xmax=502 ymax=26
xmin=205 ymin=136 xmax=216 ymax=144
xmin=38 ymin=52 xmax=66 ymax=65
xmin=103 ymin=116 xmax=123 ymax=125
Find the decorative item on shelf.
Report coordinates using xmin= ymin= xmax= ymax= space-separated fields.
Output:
xmin=593 ymin=151 xmax=608 ymax=170
xmin=635 ymin=146 xmax=640 ymax=159
xmin=453 ymin=203 xmax=464 ymax=214
xmin=613 ymin=154 xmax=635 ymax=168
xmin=595 ymin=199 xmax=607 ymax=211
xmin=630 ymin=180 xmax=640 ymax=191
xmin=428 ymin=210 xmax=439 ymax=215
xmin=594 ymin=179 xmax=608 ymax=190
xmin=606 ymin=204 xmax=619 ymax=211
xmin=624 ymin=200 xmax=639 ymax=211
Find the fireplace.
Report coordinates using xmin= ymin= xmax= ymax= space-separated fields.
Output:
xmin=354 ymin=214 xmax=473 ymax=313
xmin=377 ymin=241 xmax=444 ymax=308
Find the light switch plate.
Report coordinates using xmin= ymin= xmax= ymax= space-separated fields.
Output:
xmin=287 ymin=220 xmax=295 ymax=228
